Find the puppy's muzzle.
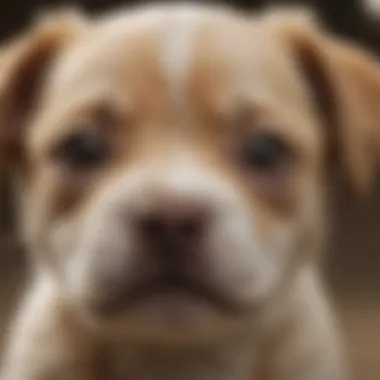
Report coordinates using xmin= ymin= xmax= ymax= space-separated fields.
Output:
xmin=89 ymin=187 xmax=241 ymax=316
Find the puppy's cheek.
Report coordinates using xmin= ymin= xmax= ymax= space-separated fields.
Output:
xmin=18 ymin=173 xmax=87 ymax=258
xmin=48 ymin=219 xmax=80 ymax=258
xmin=61 ymin=205 xmax=134 ymax=308
xmin=207 ymin=204 xmax=298 ymax=307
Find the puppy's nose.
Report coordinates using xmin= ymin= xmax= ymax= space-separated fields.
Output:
xmin=134 ymin=198 xmax=209 ymax=267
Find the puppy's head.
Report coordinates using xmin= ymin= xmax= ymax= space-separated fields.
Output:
xmin=1 ymin=4 xmax=380 ymax=342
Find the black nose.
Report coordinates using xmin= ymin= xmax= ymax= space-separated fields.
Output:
xmin=135 ymin=207 xmax=207 ymax=268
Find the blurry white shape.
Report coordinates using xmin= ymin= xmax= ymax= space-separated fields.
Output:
xmin=364 ymin=0 xmax=380 ymax=18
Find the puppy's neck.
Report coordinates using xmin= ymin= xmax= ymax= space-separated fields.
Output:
xmin=104 ymin=338 xmax=256 ymax=380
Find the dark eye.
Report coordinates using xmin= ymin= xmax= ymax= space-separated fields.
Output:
xmin=53 ymin=131 xmax=108 ymax=170
xmin=240 ymin=133 xmax=293 ymax=172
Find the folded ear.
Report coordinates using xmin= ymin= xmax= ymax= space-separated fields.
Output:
xmin=0 ymin=9 xmax=86 ymax=169
xmin=267 ymin=9 xmax=380 ymax=197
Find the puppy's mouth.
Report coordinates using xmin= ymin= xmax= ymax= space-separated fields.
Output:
xmin=93 ymin=274 xmax=241 ymax=318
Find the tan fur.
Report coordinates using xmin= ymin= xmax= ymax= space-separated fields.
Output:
xmin=1 ymin=3 xmax=380 ymax=380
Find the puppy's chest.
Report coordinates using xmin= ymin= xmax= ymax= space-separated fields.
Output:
xmin=99 ymin=343 xmax=254 ymax=380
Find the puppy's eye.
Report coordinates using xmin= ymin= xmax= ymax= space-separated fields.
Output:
xmin=53 ymin=131 xmax=108 ymax=170
xmin=240 ymin=133 xmax=292 ymax=172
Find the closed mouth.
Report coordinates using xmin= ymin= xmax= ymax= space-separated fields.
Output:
xmin=94 ymin=274 xmax=241 ymax=317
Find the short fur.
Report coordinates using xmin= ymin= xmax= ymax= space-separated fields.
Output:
xmin=2 ymin=3 xmax=380 ymax=379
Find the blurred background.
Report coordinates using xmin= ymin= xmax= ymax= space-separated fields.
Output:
xmin=0 ymin=0 xmax=379 ymax=379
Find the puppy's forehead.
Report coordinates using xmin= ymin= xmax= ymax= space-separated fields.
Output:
xmin=46 ymin=7 xmax=303 ymax=105
xmin=36 ymin=4 xmax=317 ymax=157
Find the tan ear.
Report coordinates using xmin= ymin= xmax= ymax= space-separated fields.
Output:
xmin=267 ymin=9 xmax=380 ymax=197
xmin=0 ymin=9 xmax=86 ymax=169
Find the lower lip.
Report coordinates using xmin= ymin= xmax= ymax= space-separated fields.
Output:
xmin=126 ymin=279 xmax=240 ymax=314
xmin=126 ymin=280 xmax=209 ymax=306
xmin=94 ymin=279 xmax=239 ymax=317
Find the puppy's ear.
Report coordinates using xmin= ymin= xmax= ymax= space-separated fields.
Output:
xmin=0 ymin=9 xmax=86 ymax=169
xmin=268 ymin=10 xmax=380 ymax=196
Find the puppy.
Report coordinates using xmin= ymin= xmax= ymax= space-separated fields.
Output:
xmin=2 ymin=2 xmax=380 ymax=379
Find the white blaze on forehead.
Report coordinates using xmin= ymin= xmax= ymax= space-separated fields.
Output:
xmin=47 ymin=5 xmax=205 ymax=108
xmin=159 ymin=8 xmax=203 ymax=108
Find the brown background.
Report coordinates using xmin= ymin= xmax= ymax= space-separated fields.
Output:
xmin=0 ymin=1 xmax=379 ymax=379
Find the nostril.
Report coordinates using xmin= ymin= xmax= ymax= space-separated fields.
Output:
xmin=137 ymin=214 xmax=166 ymax=241
xmin=136 ymin=215 xmax=204 ymax=242
xmin=135 ymin=212 xmax=206 ymax=244
xmin=177 ymin=217 xmax=204 ymax=242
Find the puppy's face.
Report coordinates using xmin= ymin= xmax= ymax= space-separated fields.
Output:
xmin=1 ymin=5 xmax=379 ymax=341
